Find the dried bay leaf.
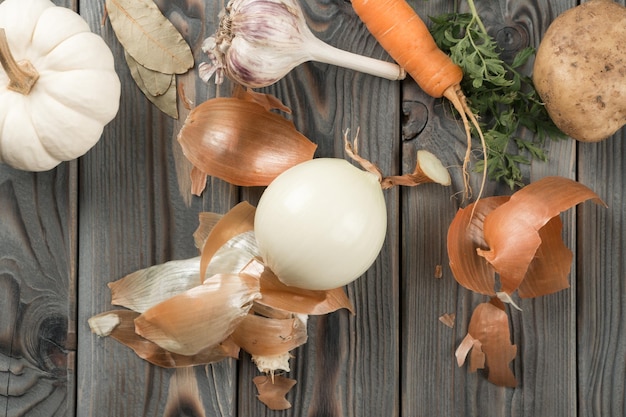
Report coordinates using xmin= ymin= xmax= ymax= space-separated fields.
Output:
xmin=128 ymin=52 xmax=174 ymax=96
xmin=125 ymin=51 xmax=179 ymax=118
xmin=105 ymin=0 xmax=194 ymax=74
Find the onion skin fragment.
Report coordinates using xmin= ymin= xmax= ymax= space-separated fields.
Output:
xmin=477 ymin=176 xmax=605 ymax=295
xmin=199 ymin=201 xmax=256 ymax=283
xmin=517 ymin=215 xmax=573 ymax=298
xmin=108 ymin=257 xmax=202 ymax=313
xmin=448 ymin=176 xmax=605 ymax=298
xmin=253 ymin=375 xmax=297 ymax=410
xmin=134 ymin=273 xmax=260 ymax=356
xmin=230 ymin=312 xmax=308 ymax=357
xmin=456 ymin=298 xmax=517 ymax=387
xmin=89 ymin=310 xmax=240 ymax=368
xmin=239 ymin=259 xmax=355 ymax=315
xmin=193 ymin=212 xmax=223 ymax=250
xmin=380 ymin=149 xmax=451 ymax=189
xmin=447 ymin=196 xmax=509 ymax=296
xmin=177 ymin=95 xmax=316 ymax=191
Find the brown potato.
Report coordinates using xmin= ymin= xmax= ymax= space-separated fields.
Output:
xmin=533 ymin=0 xmax=626 ymax=142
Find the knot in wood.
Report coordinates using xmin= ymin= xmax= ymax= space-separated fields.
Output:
xmin=402 ymin=101 xmax=428 ymax=140
xmin=495 ymin=25 xmax=529 ymax=63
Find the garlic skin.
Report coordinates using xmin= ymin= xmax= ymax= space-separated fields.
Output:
xmin=200 ymin=0 xmax=405 ymax=88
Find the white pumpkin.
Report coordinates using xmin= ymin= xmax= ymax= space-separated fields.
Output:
xmin=0 ymin=0 xmax=121 ymax=171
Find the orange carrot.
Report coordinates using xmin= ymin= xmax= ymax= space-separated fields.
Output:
xmin=352 ymin=0 xmax=486 ymax=201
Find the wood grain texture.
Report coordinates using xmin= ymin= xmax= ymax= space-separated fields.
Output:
xmin=0 ymin=1 xmax=76 ymax=416
xmin=1 ymin=0 xmax=625 ymax=415
xmin=0 ymin=168 xmax=75 ymax=417
xmin=235 ymin=1 xmax=401 ymax=415
xmin=401 ymin=0 xmax=580 ymax=416
xmin=76 ymin=0 xmax=238 ymax=416
xmin=577 ymin=130 xmax=626 ymax=416
xmin=574 ymin=7 xmax=626 ymax=417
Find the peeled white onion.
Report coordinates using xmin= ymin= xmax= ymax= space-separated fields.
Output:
xmin=254 ymin=158 xmax=387 ymax=290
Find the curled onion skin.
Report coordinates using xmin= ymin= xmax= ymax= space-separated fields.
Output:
xmin=254 ymin=158 xmax=387 ymax=290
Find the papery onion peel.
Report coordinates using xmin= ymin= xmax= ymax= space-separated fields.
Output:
xmin=447 ymin=176 xmax=605 ymax=298
xmin=253 ymin=375 xmax=297 ymax=410
xmin=455 ymin=298 xmax=517 ymax=387
xmin=177 ymin=87 xmax=316 ymax=194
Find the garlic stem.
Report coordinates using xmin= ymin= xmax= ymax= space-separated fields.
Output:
xmin=307 ymin=36 xmax=405 ymax=81
xmin=0 ymin=28 xmax=39 ymax=95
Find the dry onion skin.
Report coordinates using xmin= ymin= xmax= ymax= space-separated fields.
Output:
xmin=192 ymin=212 xmax=223 ymax=250
xmin=88 ymin=310 xmax=240 ymax=368
xmin=134 ymin=273 xmax=261 ymax=356
xmin=253 ymin=375 xmax=297 ymax=411
xmin=455 ymin=298 xmax=517 ymax=387
xmin=198 ymin=201 xmax=257 ymax=283
xmin=177 ymin=87 xmax=316 ymax=194
xmin=448 ymin=176 xmax=605 ymax=387
xmin=447 ymin=195 xmax=509 ymax=296
xmin=231 ymin=309 xmax=307 ymax=375
xmin=231 ymin=311 xmax=308 ymax=358
xmin=89 ymin=202 xmax=356 ymax=409
xmin=448 ymin=176 xmax=605 ymax=299
xmin=253 ymin=260 xmax=355 ymax=315
xmin=108 ymin=257 xmax=202 ymax=313
xmin=438 ymin=313 xmax=456 ymax=328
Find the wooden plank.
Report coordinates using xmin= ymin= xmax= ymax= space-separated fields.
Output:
xmin=573 ymin=5 xmax=626 ymax=417
xmin=235 ymin=1 xmax=401 ymax=415
xmin=76 ymin=0 xmax=239 ymax=415
xmin=400 ymin=0 xmax=578 ymax=415
xmin=0 ymin=0 xmax=76 ymax=416
xmin=577 ymin=112 xmax=626 ymax=414
xmin=0 ymin=167 xmax=76 ymax=417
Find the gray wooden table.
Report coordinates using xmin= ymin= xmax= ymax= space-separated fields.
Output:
xmin=0 ymin=0 xmax=624 ymax=415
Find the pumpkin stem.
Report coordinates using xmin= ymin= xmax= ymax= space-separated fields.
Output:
xmin=0 ymin=28 xmax=39 ymax=95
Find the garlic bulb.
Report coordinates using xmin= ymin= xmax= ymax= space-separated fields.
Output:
xmin=200 ymin=0 xmax=405 ymax=88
